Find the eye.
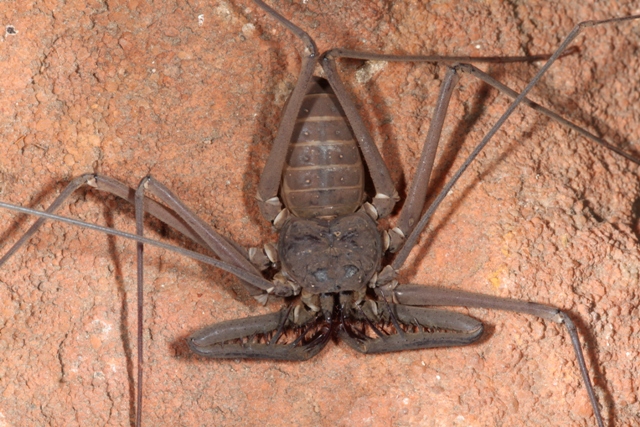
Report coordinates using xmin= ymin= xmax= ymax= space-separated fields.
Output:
xmin=344 ymin=265 xmax=359 ymax=278
xmin=313 ymin=269 xmax=328 ymax=282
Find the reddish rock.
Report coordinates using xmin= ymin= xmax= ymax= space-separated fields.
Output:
xmin=0 ymin=1 xmax=638 ymax=426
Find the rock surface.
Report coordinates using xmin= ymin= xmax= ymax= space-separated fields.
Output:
xmin=0 ymin=0 xmax=639 ymax=426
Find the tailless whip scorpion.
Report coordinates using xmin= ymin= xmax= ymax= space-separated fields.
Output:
xmin=0 ymin=1 xmax=639 ymax=425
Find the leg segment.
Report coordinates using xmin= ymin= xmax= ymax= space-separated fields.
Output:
xmin=321 ymin=54 xmax=399 ymax=218
xmin=0 ymin=199 xmax=282 ymax=294
xmin=390 ymin=61 xmax=640 ymax=242
xmin=0 ymin=173 xmax=208 ymax=268
xmin=253 ymin=0 xmax=319 ymax=222
xmin=0 ymin=173 xmax=283 ymax=299
xmin=381 ymin=283 xmax=604 ymax=427
xmin=134 ymin=178 xmax=145 ymax=427
xmin=394 ymin=67 xmax=459 ymax=237
xmin=455 ymin=63 xmax=640 ymax=165
xmin=134 ymin=176 xmax=268 ymax=297
xmin=390 ymin=15 xmax=640 ymax=271
xmin=320 ymin=47 xmax=566 ymax=219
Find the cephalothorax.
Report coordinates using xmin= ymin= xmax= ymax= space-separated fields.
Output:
xmin=1 ymin=1 xmax=639 ymax=426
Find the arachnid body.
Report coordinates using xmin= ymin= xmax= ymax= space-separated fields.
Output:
xmin=0 ymin=1 xmax=639 ymax=426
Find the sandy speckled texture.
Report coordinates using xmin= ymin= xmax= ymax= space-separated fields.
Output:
xmin=0 ymin=0 xmax=639 ymax=426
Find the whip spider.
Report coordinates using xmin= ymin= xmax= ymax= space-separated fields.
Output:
xmin=0 ymin=0 xmax=638 ymax=425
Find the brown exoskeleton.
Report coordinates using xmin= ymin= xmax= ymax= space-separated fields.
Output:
xmin=1 ymin=1 xmax=639 ymax=426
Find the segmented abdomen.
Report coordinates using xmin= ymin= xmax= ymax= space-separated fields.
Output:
xmin=281 ymin=77 xmax=364 ymax=218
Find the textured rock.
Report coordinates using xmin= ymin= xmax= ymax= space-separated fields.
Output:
xmin=0 ymin=0 xmax=638 ymax=426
